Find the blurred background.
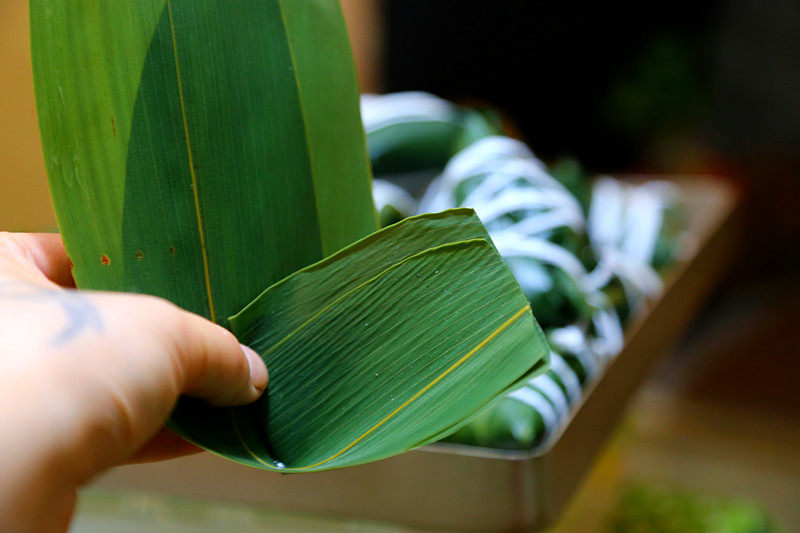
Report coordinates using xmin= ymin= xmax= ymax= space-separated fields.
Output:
xmin=2 ymin=0 xmax=798 ymax=530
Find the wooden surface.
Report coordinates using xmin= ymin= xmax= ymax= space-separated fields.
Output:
xmin=550 ymin=385 xmax=800 ymax=532
xmin=95 ymin=177 xmax=741 ymax=532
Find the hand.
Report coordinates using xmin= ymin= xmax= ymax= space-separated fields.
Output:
xmin=0 ymin=232 xmax=268 ymax=532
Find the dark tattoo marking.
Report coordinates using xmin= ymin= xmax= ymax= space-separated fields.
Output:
xmin=0 ymin=282 xmax=104 ymax=346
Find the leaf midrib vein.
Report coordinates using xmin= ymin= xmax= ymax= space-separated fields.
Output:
xmin=166 ymin=0 xmax=216 ymax=322
xmin=294 ymin=303 xmax=532 ymax=470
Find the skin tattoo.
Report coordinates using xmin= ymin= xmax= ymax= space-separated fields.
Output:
xmin=0 ymin=282 xmax=103 ymax=346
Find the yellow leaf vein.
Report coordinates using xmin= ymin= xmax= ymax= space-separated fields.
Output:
xmin=231 ymin=303 xmax=532 ymax=471
xmin=166 ymin=0 xmax=216 ymax=323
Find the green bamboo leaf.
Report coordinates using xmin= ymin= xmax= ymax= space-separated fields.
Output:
xmin=220 ymin=213 xmax=546 ymax=470
xmin=31 ymin=0 xmax=549 ymax=471
xmin=30 ymin=0 xmax=377 ymax=325
xmin=228 ymin=208 xmax=493 ymax=351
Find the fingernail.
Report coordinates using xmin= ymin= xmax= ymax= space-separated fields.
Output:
xmin=241 ymin=344 xmax=268 ymax=391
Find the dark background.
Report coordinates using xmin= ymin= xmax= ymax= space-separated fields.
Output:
xmin=384 ymin=0 xmax=800 ymax=283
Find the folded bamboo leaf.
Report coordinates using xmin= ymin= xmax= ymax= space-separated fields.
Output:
xmin=31 ymin=0 xmax=377 ymax=326
xmin=171 ymin=210 xmax=548 ymax=470
xmin=171 ymin=212 xmax=548 ymax=471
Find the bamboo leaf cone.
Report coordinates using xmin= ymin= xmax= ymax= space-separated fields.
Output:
xmin=30 ymin=0 xmax=549 ymax=471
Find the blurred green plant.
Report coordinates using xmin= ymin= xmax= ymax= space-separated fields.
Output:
xmin=610 ymin=482 xmax=775 ymax=533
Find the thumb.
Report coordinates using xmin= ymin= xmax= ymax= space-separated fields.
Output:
xmin=167 ymin=309 xmax=268 ymax=406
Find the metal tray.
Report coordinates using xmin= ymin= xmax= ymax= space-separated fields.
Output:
xmin=97 ymin=177 xmax=741 ymax=531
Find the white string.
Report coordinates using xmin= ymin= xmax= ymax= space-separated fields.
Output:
xmin=548 ymin=353 xmax=582 ymax=403
xmin=586 ymin=177 xmax=676 ymax=307
xmin=418 ymin=136 xmax=583 ymax=235
xmin=372 ymin=179 xmax=418 ymax=218
xmin=550 ymin=324 xmax=602 ymax=378
xmin=360 ymin=92 xmax=457 ymax=134
xmin=530 ymin=374 xmax=570 ymax=419
xmin=508 ymin=387 xmax=559 ymax=432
